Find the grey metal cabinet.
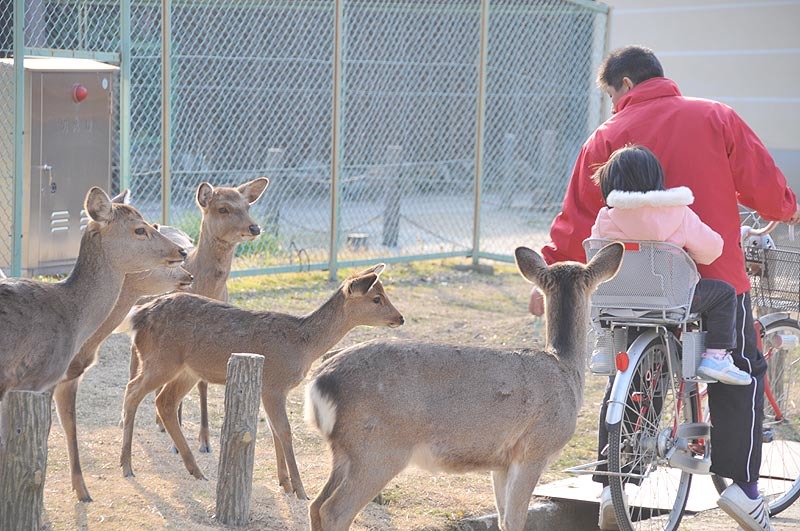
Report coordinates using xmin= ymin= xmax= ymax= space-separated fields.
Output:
xmin=0 ymin=57 xmax=118 ymax=276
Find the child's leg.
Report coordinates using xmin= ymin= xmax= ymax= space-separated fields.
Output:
xmin=692 ymin=279 xmax=751 ymax=385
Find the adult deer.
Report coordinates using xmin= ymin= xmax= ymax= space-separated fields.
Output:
xmin=120 ymin=264 xmax=404 ymax=500
xmin=54 ymin=178 xmax=268 ymax=502
xmin=305 ymin=243 xmax=624 ymax=531
xmin=0 ymin=187 xmax=187 ymax=400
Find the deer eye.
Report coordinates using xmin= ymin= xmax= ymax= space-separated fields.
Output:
xmin=372 ymin=296 xmax=381 ymax=304
xmin=134 ymin=227 xmax=146 ymax=236
xmin=219 ymin=207 xmax=229 ymax=214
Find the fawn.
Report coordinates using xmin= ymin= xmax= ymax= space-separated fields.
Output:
xmin=0 ymin=187 xmax=187 ymax=400
xmin=305 ymin=243 xmax=624 ymax=531
xmin=53 ymin=178 xmax=268 ymax=502
xmin=119 ymin=264 xmax=404 ymax=500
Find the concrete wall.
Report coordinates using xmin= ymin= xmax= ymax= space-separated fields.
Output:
xmin=602 ymin=0 xmax=800 ymax=190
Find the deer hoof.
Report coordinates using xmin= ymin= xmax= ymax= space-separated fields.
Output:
xmin=122 ymin=468 xmax=135 ymax=478
xmin=199 ymin=443 xmax=212 ymax=454
xmin=168 ymin=444 xmax=179 ymax=455
xmin=190 ymin=469 xmax=207 ymax=480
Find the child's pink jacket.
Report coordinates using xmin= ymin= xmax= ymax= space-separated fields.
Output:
xmin=590 ymin=186 xmax=723 ymax=265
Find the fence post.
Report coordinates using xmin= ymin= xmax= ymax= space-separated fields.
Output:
xmin=215 ymin=353 xmax=264 ymax=526
xmin=381 ymin=145 xmax=403 ymax=247
xmin=0 ymin=390 xmax=52 ymax=531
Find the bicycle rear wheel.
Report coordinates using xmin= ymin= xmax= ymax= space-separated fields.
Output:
xmin=608 ymin=336 xmax=699 ymax=531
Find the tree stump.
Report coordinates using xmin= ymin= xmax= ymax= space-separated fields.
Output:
xmin=0 ymin=390 xmax=52 ymax=531
xmin=215 ymin=353 xmax=264 ymax=526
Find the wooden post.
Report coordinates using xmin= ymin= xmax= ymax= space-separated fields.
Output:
xmin=215 ymin=353 xmax=264 ymax=526
xmin=0 ymin=390 xmax=52 ymax=531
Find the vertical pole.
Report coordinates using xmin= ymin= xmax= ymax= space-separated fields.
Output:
xmin=215 ymin=353 xmax=264 ymax=526
xmin=119 ymin=0 xmax=131 ymax=192
xmin=328 ymin=0 xmax=344 ymax=280
xmin=471 ymin=0 xmax=490 ymax=266
xmin=0 ymin=391 xmax=52 ymax=531
xmin=161 ymin=0 xmax=172 ymax=224
xmin=11 ymin=0 xmax=25 ymax=276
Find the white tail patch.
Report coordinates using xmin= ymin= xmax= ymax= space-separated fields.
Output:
xmin=305 ymin=382 xmax=337 ymax=438
xmin=114 ymin=306 xmax=140 ymax=336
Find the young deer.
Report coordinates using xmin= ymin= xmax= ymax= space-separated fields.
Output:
xmin=119 ymin=264 xmax=404 ymax=500
xmin=54 ymin=178 xmax=268 ymax=502
xmin=144 ymin=177 xmax=270 ymax=452
xmin=305 ymin=243 xmax=624 ymax=531
xmin=0 ymin=187 xmax=187 ymax=399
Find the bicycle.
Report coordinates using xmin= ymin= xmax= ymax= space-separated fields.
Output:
xmin=566 ymin=218 xmax=800 ymax=531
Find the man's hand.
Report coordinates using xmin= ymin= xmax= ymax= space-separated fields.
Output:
xmin=529 ymin=287 xmax=544 ymax=316
xmin=787 ymin=203 xmax=800 ymax=226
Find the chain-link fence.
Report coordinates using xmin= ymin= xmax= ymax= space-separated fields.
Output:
xmin=1 ymin=0 xmax=608 ymax=278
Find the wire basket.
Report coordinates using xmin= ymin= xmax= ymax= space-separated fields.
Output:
xmin=747 ymin=247 xmax=800 ymax=313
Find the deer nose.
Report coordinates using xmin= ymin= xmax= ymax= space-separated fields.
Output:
xmin=179 ymin=248 xmax=188 ymax=258
xmin=249 ymin=224 xmax=261 ymax=236
xmin=397 ymin=316 xmax=405 ymax=325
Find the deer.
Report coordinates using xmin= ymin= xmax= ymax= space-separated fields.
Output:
xmin=53 ymin=178 xmax=268 ymax=502
xmin=304 ymin=243 xmax=624 ymax=531
xmin=119 ymin=264 xmax=404 ymax=500
xmin=0 ymin=187 xmax=187 ymax=402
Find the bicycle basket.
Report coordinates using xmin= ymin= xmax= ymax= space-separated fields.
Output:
xmin=584 ymin=239 xmax=700 ymax=322
xmin=747 ymin=247 xmax=800 ymax=313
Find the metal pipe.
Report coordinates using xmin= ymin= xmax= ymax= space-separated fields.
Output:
xmin=12 ymin=0 xmax=25 ymax=276
xmin=161 ymin=0 xmax=172 ymax=224
xmin=119 ymin=0 xmax=131 ymax=192
xmin=471 ymin=0 xmax=489 ymax=266
xmin=328 ymin=0 xmax=344 ymax=280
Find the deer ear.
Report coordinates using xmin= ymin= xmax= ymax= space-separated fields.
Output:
xmin=356 ymin=263 xmax=385 ymax=278
xmin=346 ymin=273 xmax=379 ymax=296
xmin=85 ymin=187 xmax=114 ymax=224
xmin=238 ymin=177 xmax=270 ymax=204
xmin=514 ymin=246 xmax=550 ymax=289
xmin=585 ymin=241 xmax=624 ymax=287
xmin=196 ymin=182 xmax=214 ymax=208
xmin=110 ymin=189 xmax=131 ymax=205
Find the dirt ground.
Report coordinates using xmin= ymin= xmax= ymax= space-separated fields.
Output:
xmin=37 ymin=257 xmax=792 ymax=530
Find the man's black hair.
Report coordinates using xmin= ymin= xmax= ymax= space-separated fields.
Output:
xmin=597 ymin=45 xmax=664 ymax=90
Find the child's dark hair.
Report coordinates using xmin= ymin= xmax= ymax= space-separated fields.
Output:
xmin=592 ymin=145 xmax=665 ymax=202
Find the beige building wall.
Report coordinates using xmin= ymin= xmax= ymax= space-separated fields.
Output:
xmin=601 ymin=0 xmax=800 ymax=188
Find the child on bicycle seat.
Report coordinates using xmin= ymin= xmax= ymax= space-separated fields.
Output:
xmin=590 ymin=145 xmax=751 ymax=385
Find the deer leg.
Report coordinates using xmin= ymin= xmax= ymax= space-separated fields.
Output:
xmin=121 ymin=369 xmax=172 ymax=477
xmin=197 ymin=381 xmax=211 ymax=453
xmin=309 ymin=452 xmax=349 ymax=531
xmin=498 ymin=461 xmax=546 ymax=531
xmin=156 ymin=373 xmax=206 ymax=480
xmin=53 ymin=377 xmax=93 ymax=502
xmin=491 ymin=467 xmax=509 ymax=523
xmin=318 ymin=448 xmax=410 ymax=531
xmin=262 ymin=392 xmax=305 ymax=498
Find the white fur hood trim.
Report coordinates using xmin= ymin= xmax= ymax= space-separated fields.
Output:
xmin=606 ymin=187 xmax=694 ymax=209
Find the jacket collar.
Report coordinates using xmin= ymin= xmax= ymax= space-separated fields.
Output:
xmin=615 ymin=77 xmax=682 ymax=113
xmin=607 ymin=187 xmax=694 ymax=209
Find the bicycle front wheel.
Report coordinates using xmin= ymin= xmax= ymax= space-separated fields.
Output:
xmin=759 ymin=317 xmax=800 ymax=514
xmin=608 ymin=336 xmax=699 ymax=531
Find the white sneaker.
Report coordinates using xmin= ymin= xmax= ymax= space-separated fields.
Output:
xmin=697 ymin=354 xmax=752 ymax=385
xmin=717 ymin=483 xmax=774 ymax=531
xmin=598 ymin=485 xmax=622 ymax=530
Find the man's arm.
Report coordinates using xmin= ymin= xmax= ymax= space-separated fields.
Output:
xmin=532 ymin=142 xmax=607 ymax=316
xmin=541 ymin=143 xmax=607 ymax=265
xmin=726 ymin=109 xmax=797 ymax=221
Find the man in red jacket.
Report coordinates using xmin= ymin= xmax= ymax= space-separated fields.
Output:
xmin=530 ymin=46 xmax=799 ymax=531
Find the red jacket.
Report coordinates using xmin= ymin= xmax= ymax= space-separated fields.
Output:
xmin=542 ymin=77 xmax=797 ymax=294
